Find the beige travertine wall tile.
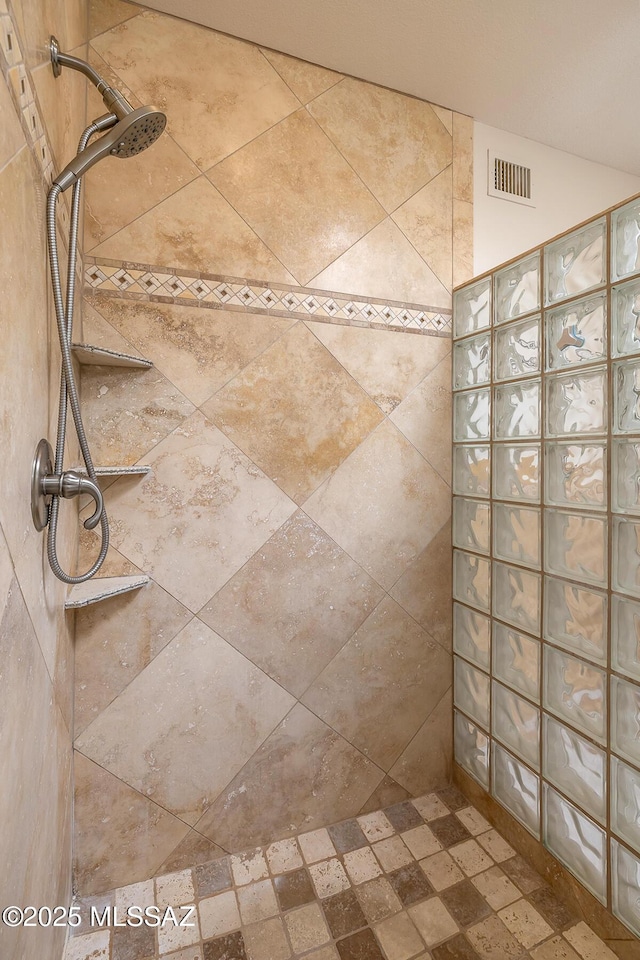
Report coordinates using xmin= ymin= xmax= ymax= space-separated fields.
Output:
xmin=89 ymin=0 xmax=139 ymax=39
xmin=195 ymin=704 xmax=383 ymax=850
xmin=91 ymin=12 xmax=301 ymax=169
xmin=208 ymin=109 xmax=385 ymax=285
xmin=31 ymin=57 xmax=85 ymax=174
xmin=199 ymin=510 xmax=383 ymax=697
xmin=83 ymin=125 xmax=201 ymax=251
xmin=90 ymin=295 xmax=294 ymax=407
xmin=76 ymin=618 xmax=295 ymax=824
xmin=91 ymin=176 xmax=296 ymax=281
xmin=80 ymin=298 xmax=146 ymax=355
xmin=390 ymin=520 xmax=453 ymax=650
xmin=261 ymin=48 xmax=342 ymax=103
xmin=74 ymin=575 xmax=192 ymax=735
xmin=306 ymin=320 xmax=450 ymax=413
xmin=432 ymin=104 xmax=453 ymax=135
xmin=358 ymin=777 xmax=412 ymax=816
xmin=13 ymin=0 xmax=86 ymax=71
xmin=202 ymin=322 xmax=384 ymax=503
xmin=302 ymin=597 xmax=451 ymax=769
xmin=304 ymin=420 xmax=451 ymax=590
xmin=0 ymin=77 xmax=25 ymax=169
xmin=390 ymin=353 xmax=452 ymax=485
xmin=81 ymin=363 xmax=196 ymax=465
xmin=105 ymin=411 xmax=296 ymax=611
xmin=393 ymin=168 xmax=453 ymax=293
xmin=74 ymin=752 xmax=190 ymax=895
xmin=308 ymin=78 xmax=451 ymax=214
xmin=309 ymin=219 xmax=451 ymax=308
xmin=453 ymin=113 xmax=473 ymax=203
xmin=389 ymin=689 xmax=453 ymax=794
xmin=453 ymin=198 xmax=474 ymax=287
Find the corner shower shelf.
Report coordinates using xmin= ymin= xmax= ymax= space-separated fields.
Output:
xmin=72 ymin=342 xmax=152 ymax=368
xmin=78 ymin=465 xmax=152 ymax=479
xmin=65 ymin=575 xmax=149 ymax=609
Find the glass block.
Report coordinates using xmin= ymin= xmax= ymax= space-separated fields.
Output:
xmin=545 ymin=367 xmax=607 ymax=437
xmin=494 ymin=380 xmax=540 ymax=439
xmin=543 ymin=644 xmax=606 ymax=743
xmin=611 ymin=676 xmax=640 ymax=767
xmin=611 ymin=756 xmax=640 ymax=854
xmin=492 ymin=681 xmax=540 ymax=769
xmin=611 ymin=839 xmax=640 ymax=939
xmin=492 ymin=622 xmax=540 ymax=702
xmin=453 ymin=333 xmax=491 ymax=390
xmin=454 ymin=655 xmax=490 ymax=729
xmin=453 ymin=550 xmax=491 ymax=612
xmin=613 ymin=516 xmax=640 ymax=599
xmin=544 ymin=510 xmax=607 ymax=587
xmin=453 ymin=603 xmax=491 ymax=670
xmin=543 ymin=714 xmax=607 ymax=824
xmin=543 ymin=785 xmax=607 ymax=904
xmin=493 ymin=444 xmax=540 ymax=502
xmin=545 ymin=219 xmax=606 ymax=305
xmin=453 ymin=388 xmax=490 ymax=441
xmin=492 ymin=742 xmax=540 ymax=837
xmin=453 ymin=445 xmax=490 ymax=498
xmin=612 ymin=277 xmax=640 ymax=357
xmin=495 ymin=253 xmax=540 ymax=323
xmin=544 ymin=442 xmax=606 ymax=511
xmin=613 ymin=439 xmax=640 ymax=514
xmin=612 ymin=196 xmax=640 ymax=281
xmin=453 ymin=498 xmax=490 ymax=555
xmin=493 ymin=561 xmax=540 ymax=634
xmin=493 ymin=503 xmax=540 ymax=568
xmin=453 ymin=277 xmax=491 ymax=338
xmin=543 ymin=577 xmax=607 ymax=665
xmin=494 ymin=316 xmax=540 ymax=381
xmin=545 ymin=293 xmax=607 ymax=369
xmin=454 ymin=710 xmax=490 ymax=788
xmin=613 ymin=358 xmax=640 ymax=434
xmin=612 ymin=594 xmax=640 ymax=683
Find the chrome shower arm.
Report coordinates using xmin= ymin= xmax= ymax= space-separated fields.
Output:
xmin=50 ymin=36 xmax=134 ymax=120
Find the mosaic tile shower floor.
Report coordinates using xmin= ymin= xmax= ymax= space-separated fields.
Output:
xmin=65 ymin=787 xmax=619 ymax=960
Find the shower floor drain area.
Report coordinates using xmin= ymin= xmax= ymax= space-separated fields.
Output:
xmin=63 ymin=787 xmax=623 ymax=960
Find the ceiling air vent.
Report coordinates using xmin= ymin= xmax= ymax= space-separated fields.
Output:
xmin=487 ymin=150 xmax=535 ymax=207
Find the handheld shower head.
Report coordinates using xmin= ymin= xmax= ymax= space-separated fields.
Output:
xmin=48 ymin=36 xmax=167 ymax=192
xmin=53 ymin=105 xmax=167 ymax=192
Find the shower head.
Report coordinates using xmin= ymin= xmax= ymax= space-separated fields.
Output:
xmin=53 ymin=106 xmax=167 ymax=192
xmin=48 ymin=36 xmax=167 ymax=191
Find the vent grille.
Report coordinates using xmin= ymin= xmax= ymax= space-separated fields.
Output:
xmin=488 ymin=151 xmax=535 ymax=207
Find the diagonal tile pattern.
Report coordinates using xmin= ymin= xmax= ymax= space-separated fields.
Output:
xmin=199 ymin=510 xmax=384 ymax=698
xmin=65 ymin=789 xmax=623 ymax=960
xmin=201 ymin=322 xmax=384 ymax=503
xmin=307 ymin=76 xmax=452 ymax=214
xmin=104 ymin=410 xmax=297 ymax=611
xmin=208 ymin=109 xmax=386 ymax=285
xmin=91 ymin=11 xmax=301 ymax=170
xmin=75 ymin=0 xmax=475 ymax=895
xmin=75 ymin=618 xmax=295 ymax=825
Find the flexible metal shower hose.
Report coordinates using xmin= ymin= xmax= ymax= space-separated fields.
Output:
xmin=45 ymin=119 xmax=113 ymax=583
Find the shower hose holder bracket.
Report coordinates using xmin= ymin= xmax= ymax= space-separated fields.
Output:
xmin=31 ymin=439 xmax=105 ymax=532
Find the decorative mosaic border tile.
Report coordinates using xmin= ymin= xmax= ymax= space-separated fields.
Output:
xmin=85 ymin=258 xmax=453 ymax=337
xmin=0 ymin=0 xmax=56 ymax=186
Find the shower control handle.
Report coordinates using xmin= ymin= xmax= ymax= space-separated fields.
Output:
xmin=41 ymin=472 xmax=104 ymax=530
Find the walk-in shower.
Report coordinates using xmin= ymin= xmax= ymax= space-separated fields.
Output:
xmin=30 ymin=39 xmax=166 ymax=583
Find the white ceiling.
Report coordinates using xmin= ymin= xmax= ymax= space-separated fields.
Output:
xmin=144 ymin=0 xmax=640 ymax=176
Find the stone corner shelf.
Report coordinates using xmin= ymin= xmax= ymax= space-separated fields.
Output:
xmin=71 ymin=343 xmax=153 ymax=368
xmin=65 ymin=575 xmax=150 ymax=609
xmin=93 ymin=465 xmax=151 ymax=478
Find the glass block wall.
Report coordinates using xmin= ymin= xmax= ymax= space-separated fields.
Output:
xmin=452 ymin=196 xmax=640 ymax=937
